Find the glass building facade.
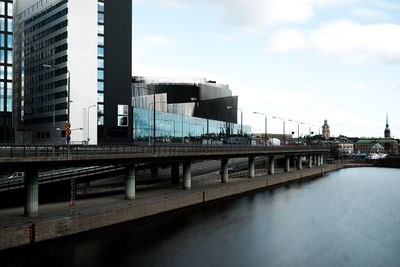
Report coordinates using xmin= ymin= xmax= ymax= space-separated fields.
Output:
xmin=97 ymin=0 xmax=104 ymax=127
xmin=0 ymin=0 xmax=12 ymax=143
xmin=133 ymin=108 xmax=251 ymax=144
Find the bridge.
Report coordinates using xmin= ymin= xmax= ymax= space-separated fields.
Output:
xmin=0 ymin=144 xmax=330 ymax=217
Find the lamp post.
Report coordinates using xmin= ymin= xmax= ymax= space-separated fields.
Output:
xmin=43 ymin=64 xmax=71 ymax=157
xmin=253 ymin=112 xmax=267 ymax=145
xmin=226 ymin=106 xmax=243 ymax=136
xmin=288 ymin=119 xmax=304 ymax=143
xmin=87 ymin=104 xmax=96 ymax=144
xmin=272 ymin=116 xmax=286 ymax=145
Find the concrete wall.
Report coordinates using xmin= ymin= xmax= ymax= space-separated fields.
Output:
xmin=0 ymin=164 xmax=343 ymax=251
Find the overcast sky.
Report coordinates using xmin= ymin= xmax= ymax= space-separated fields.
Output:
xmin=132 ymin=0 xmax=400 ymax=138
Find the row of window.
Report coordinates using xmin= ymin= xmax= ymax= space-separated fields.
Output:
xmin=24 ymin=114 xmax=67 ymax=126
xmin=25 ymin=78 xmax=67 ymax=96
xmin=0 ymin=96 xmax=12 ymax=112
xmin=25 ymin=55 xmax=67 ymax=76
xmin=0 ymin=18 xmax=12 ymax=32
xmin=25 ymin=102 xmax=67 ymax=115
xmin=24 ymin=20 xmax=67 ymax=46
xmin=0 ymin=65 xmax=12 ymax=80
xmin=0 ymin=33 xmax=12 ymax=48
xmin=24 ymin=31 xmax=67 ymax=58
xmin=0 ymin=2 xmax=12 ymax=17
xmin=22 ymin=0 xmax=67 ymax=24
xmin=24 ymin=8 xmax=67 ymax=36
xmin=25 ymin=66 xmax=67 ymax=86
xmin=0 ymin=81 xmax=12 ymax=112
xmin=0 ymin=50 xmax=11 ymax=64
xmin=97 ymin=1 xmax=104 ymax=126
xmin=25 ymin=90 xmax=67 ymax=105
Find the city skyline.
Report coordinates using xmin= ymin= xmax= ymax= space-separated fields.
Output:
xmin=132 ymin=0 xmax=399 ymax=138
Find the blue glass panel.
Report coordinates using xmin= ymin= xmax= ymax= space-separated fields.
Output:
xmin=7 ymin=34 xmax=12 ymax=48
xmin=97 ymin=47 xmax=104 ymax=57
xmin=97 ymin=81 xmax=104 ymax=91
xmin=7 ymin=50 xmax=12 ymax=63
xmin=98 ymin=13 xmax=104 ymax=23
xmin=97 ymin=70 xmax=104 ymax=80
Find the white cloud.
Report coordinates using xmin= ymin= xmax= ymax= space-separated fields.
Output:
xmin=268 ymin=20 xmax=400 ymax=65
xmin=310 ymin=20 xmax=400 ymax=64
xmin=352 ymin=83 xmax=365 ymax=91
xmin=133 ymin=0 xmax=355 ymax=29
xmin=268 ymin=28 xmax=307 ymax=52
xmin=351 ymin=8 xmax=389 ymax=20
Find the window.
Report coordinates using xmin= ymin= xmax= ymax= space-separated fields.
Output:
xmin=0 ymin=3 xmax=4 ymax=15
xmin=97 ymin=81 xmax=104 ymax=91
xmin=7 ymin=34 xmax=12 ymax=48
xmin=98 ymin=36 xmax=104 ymax=46
xmin=97 ymin=70 xmax=104 ymax=80
xmin=97 ymin=104 xmax=104 ymax=114
xmin=0 ymin=50 xmax=4 ymax=63
xmin=97 ymin=47 xmax=104 ymax=57
xmin=0 ymin=18 xmax=4 ymax=31
xmin=0 ymin=34 xmax=4 ymax=47
xmin=97 ymin=92 xmax=104 ymax=102
xmin=7 ymin=3 xmax=12 ymax=16
xmin=7 ymin=50 xmax=12 ymax=63
xmin=6 ymin=96 xmax=11 ymax=111
xmin=7 ymin=19 xmax=12 ymax=32
xmin=118 ymin=104 xmax=128 ymax=115
xmin=98 ymin=13 xmax=104 ymax=23
xmin=98 ymin=2 xmax=104 ymax=12
xmin=98 ymin=115 xmax=104 ymax=125
xmin=98 ymin=25 xmax=104 ymax=35
xmin=6 ymin=67 xmax=12 ymax=80
xmin=118 ymin=116 xmax=128 ymax=127
xmin=0 ymin=66 xmax=4 ymax=79
xmin=97 ymin=58 xmax=104 ymax=68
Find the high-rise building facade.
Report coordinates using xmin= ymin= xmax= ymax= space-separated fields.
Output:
xmin=13 ymin=0 xmax=131 ymax=145
xmin=0 ymin=0 xmax=13 ymax=143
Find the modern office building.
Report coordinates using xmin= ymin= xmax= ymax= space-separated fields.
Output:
xmin=0 ymin=0 xmax=13 ymax=143
xmin=12 ymin=0 xmax=131 ymax=145
xmin=131 ymin=77 xmax=251 ymax=144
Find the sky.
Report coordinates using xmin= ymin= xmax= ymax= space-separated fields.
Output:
xmin=131 ymin=0 xmax=400 ymax=139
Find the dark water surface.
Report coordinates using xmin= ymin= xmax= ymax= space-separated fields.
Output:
xmin=2 ymin=167 xmax=400 ymax=267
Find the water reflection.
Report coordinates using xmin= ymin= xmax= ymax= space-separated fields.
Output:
xmin=2 ymin=168 xmax=400 ymax=267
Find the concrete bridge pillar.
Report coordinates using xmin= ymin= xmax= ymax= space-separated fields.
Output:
xmin=320 ymin=154 xmax=324 ymax=166
xmin=171 ymin=162 xmax=180 ymax=184
xmin=221 ymin=158 xmax=229 ymax=183
xmin=24 ymin=169 xmax=39 ymax=217
xmin=183 ymin=161 xmax=191 ymax=190
xmin=268 ymin=156 xmax=275 ymax=175
xmin=248 ymin=157 xmax=255 ymax=178
xmin=317 ymin=154 xmax=321 ymax=167
xmin=285 ymin=156 xmax=290 ymax=172
xmin=125 ymin=166 xmax=136 ymax=200
xmin=151 ymin=166 xmax=158 ymax=178
xmin=313 ymin=154 xmax=317 ymax=166
xmin=297 ymin=155 xmax=303 ymax=170
xmin=308 ymin=154 xmax=313 ymax=168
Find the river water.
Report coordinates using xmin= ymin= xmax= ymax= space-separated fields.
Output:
xmin=2 ymin=167 xmax=400 ymax=267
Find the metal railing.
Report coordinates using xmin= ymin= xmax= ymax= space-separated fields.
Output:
xmin=0 ymin=144 xmax=329 ymax=159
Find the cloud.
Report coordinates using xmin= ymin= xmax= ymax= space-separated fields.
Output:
xmin=133 ymin=0 xmax=355 ymax=29
xmin=352 ymin=83 xmax=365 ymax=91
xmin=351 ymin=8 xmax=389 ymax=20
xmin=310 ymin=20 xmax=400 ymax=64
xmin=268 ymin=28 xmax=307 ymax=52
xmin=268 ymin=20 xmax=400 ymax=65
xmin=137 ymin=35 xmax=176 ymax=46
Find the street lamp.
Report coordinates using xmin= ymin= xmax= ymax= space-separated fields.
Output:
xmin=226 ymin=106 xmax=243 ymax=136
xmin=288 ymin=119 xmax=304 ymax=143
xmin=272 ymin=116 xmax=286 ymax=145
xmin=43 ymin=64 xmax=71 ymax=157
xmin=253 ymin=112 xmax=267 ymax=145
xmin=87 ymin=104 xmax=96 ymax=144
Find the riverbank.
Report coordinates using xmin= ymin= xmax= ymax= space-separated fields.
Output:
xmin=0 ymin=164 xmax=343 ymax=251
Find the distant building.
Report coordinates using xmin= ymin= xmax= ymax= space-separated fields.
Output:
xmin=384 ymin=113 xmax=391 ymax=138
xmin=355 ymin=138 xmax=398 ymax=154
xmin=338 ymin=143 xmax=354 ymax=154
xmin=322 ymin=120 xmax=330 ymax=140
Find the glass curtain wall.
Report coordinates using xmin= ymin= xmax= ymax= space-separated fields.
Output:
xmin=133 ymin=107 xmax=251 ymax=145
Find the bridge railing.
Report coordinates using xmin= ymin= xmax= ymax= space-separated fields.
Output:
xmin=0 ymin=144 xmax=329 ymax=159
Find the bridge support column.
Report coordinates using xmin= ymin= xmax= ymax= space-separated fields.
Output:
xmin=171 ymin=162 xmax=180 ymax=185
xmin=125 ymin=166 xmax=136 ymax=200
xmin=313 ymin=154 xmax=317 ymax=166
xmin=183 ymin=161 xmax=191 ymax=190
xmin=285 ymin=156 xmax=290 ymax=172
xmin=248 ymin=157 xmax=255 ymax=178
xmin=297 ymin=155 xmax=303 ymax=170
xmin=317 ymin=154 xmax=321 ymax=167
xmin=268 ymin=156 xmax=275 ymax=175
xmin=151 ymin=166 xmax=158 ymax=178
xmin=308 ymin=155 xmax=313 ymax=168
xmin=24 ymin=169 xmax=39 ymax=217
xmin=320 ymin=154 xmax=324 ymax=166
xmin=221 ymin=158 xmax=229 ymax=183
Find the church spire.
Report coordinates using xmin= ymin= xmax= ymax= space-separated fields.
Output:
xmin=385 ymin=113 xmax=390 ymax=138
